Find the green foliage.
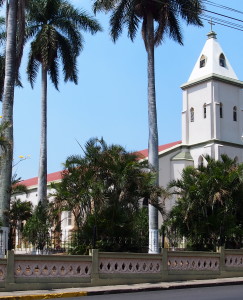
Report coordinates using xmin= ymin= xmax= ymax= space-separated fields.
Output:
xmin=25 ymin=0 xmax=101 ymax=89
xmin=167 ymin=155 xmax=243 ymax=250
xmin=9 ymin=198 xmax=32 ymax=249
xmin=52 ymin=138 xmax=154 ymax=253
xmin=93 ymin=0 xmax=203 ymax=47
xmin=23 ymin=202 xmax=50 ymax=250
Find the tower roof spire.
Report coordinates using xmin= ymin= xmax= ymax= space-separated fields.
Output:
xmin=187 ymin=32 xmax=238 ymax=82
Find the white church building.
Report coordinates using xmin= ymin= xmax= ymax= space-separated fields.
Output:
xmin=159 ymin=31 xmax=243 ymax=186
xmin=16 ymin=30 xmax=243 ymax=247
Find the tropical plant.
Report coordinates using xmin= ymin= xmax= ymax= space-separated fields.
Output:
xmin=10 ymin=172 xmax=27 ymax=195
xmin=22 ymin=201 xmax=50 ymax=252
xmin=9 ymin=199 xmax=32 ymax=249
xmin=25 ymin=0 xmax=101 ymax=204
xmin=52 ymin=137 xmax=159 ymax=253
xmin=167 ymin=155 xmax=243 ymax=250
xmin=93 ymin=0 xmax=204 ymax=252
xmin=7 ymin=173 xmax=30 ymax=249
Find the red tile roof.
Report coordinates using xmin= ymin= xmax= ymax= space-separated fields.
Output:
xmin=21 ymin=141 xmax=182 ymax=187
xmin=135 ymin=140 xmax=182 ymax=159
xmin=20 ymin=171 xmax=63 ymax=187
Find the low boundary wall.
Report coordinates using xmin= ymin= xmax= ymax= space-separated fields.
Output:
xmin=0 ymin=248 xmax=243 ymax=291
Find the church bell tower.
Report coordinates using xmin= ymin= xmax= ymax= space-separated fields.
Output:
xmin=180 ymin=31 xmax=243 ymax=163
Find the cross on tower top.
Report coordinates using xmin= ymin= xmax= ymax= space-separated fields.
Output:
xmin=208 ymin=18 xmax=215 ymax=31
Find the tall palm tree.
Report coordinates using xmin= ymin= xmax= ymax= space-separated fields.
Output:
xmin=93 ymin=0 xmax=203 ymax=253
xmin=0 ymin=0 xmax=27 ymax=254
xmin=26 ymin=0 xmax=101 ymax=204
xmin=0 ymin=0 xmax=18 ymax=246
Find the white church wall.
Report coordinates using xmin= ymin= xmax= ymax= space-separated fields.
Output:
xmin=190 ymin=144 xmax=213 ymax=167
xmin=171 ymin=160 xmax=194 ymax=181
xmin=158 ymin=149 xmax=182 ymax=188
xmin=214 ymin=81 xmax=243 ymax=144
xmin=182 ymin=81 xmax=213 ymax=145
xmin=157 ymin=149 xmax=181 ymax=228
xmin=12 ymin=188 xmax=38 ymax=207
xmin=217 ymin=144 xmax=243 ymax=163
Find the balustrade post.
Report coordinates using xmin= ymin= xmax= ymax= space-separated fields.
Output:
xmin=5 ymin=250 xmax=15 ymax=289
xmin=91 ymin=249 xmax=99 ymax=285
xmin=219 ymin=246 xmax=225 ymax=277
xmin=162 ymin=248 xmax=168 ymax=281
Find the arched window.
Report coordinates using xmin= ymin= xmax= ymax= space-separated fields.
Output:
xmin=190 ymin=107 xmax=194 ymax=122
xmin=142 ymin=197 xmax=148 ymax=207
xmin=203 ymin=103 xmax=207 ymax=119
xmin=233 ymin=106 xmax=237 ymax=121
xmin=200 ymin=55 xmax=206 ymax=68
xmin=219 ymin=102 xmax=223 ymax=118
xmin=219 ymin=53 xmax=226 ymax=67
xmin=198 ymin=156 xmax=204 ymax=168
xmin=67 ymin=211 xmax=72 ymax=226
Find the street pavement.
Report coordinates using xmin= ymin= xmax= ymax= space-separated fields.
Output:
xmin=1 ymin=277 xmax=243 ymax=300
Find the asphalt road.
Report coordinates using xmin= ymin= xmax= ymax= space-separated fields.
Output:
xmin=50 ymin=285 xmax=243 ymax=300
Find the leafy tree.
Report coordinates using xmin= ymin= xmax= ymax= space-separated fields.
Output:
xmin=25 ymin=0 xmax=101 ymax=204
xmin=168 ymin=155 xmax=243 ymax=251
xmin=23 ymin=202 xmax=50 ymax=252
xmin=7 ymin=174 xmax=31 ymax=249
xmin=9 ymin=199 xmax=32 ymax=249
xmin=93 ymin=0 xmax=203 ymax=252
xmin=52 ymin=137 xmax=158 ymax=253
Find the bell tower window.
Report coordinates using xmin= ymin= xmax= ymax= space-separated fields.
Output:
xmin=233 ymin=106 xmax=237 ymax=121
xmin=219 ymin=53 xmax=226 ymax=67
xmin=190 ymin=107 xmax=194 ymax=122
xmin=200 ymin=55 xmax=206 ymax=68
xmin=203 ymin=103 xmax=206 ymax=118
xmin=219 ymin=103 xmax=223 ymax=118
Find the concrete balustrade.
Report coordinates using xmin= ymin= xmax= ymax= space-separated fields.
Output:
xmin=0 ymin=247 xmax=243 ymax=291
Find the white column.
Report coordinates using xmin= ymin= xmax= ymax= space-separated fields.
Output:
xmin=0 ymin=227 xmax=9 ymax=258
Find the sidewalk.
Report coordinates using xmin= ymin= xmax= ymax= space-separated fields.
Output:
xmin=1 ymin=277 xmax=243 ymax=300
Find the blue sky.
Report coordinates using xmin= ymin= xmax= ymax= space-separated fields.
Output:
xmin=2 ymin=0 xmax=243 ymax=180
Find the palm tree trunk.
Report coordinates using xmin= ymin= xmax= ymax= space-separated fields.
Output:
xmin=146 ymin=12 xmax=159 ymax=254
xmin=37 ymin=65 xmax=48 ymax=204
xmin=0 ymin=0 xmax=17 ymax=255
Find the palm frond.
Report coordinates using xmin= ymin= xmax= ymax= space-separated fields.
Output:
xmin=177 ymin=0 xmax=203 ymax=26
xmin=58 ymin=2 xmax=102 ymax=34
xmin=53 ymin=18 xmax=83 ymax=56
xmin=126 ymin=0 xmax=140 ymax=42
xmin=93 ymin=0 xmax=116 ymax=14
xmin=166 ymin=6 xmax=183 ymax=45
xmin=110 ymin=0 xmax=128 ymax=42
xmin=56 ymin=32 xmax=78 ymax=84
xmin=27 ymin=48 xmax=40 ymax=88
xmin=48 ymin=57 xmax=59 ymax=90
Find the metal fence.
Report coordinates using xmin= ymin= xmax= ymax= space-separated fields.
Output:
xmin=13 ymin=230 xmax=150 ymax=254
